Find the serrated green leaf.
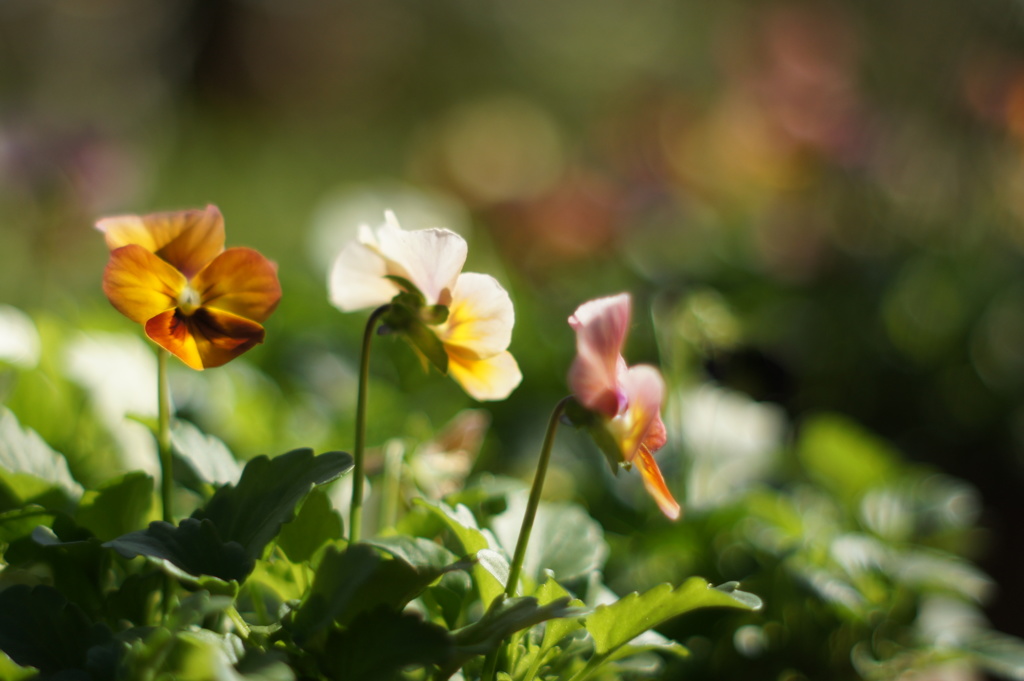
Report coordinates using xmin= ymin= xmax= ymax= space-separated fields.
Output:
xmin=413 ymin=498 xmax=506 ymax=606
xmin=291 ymin=543 xmax=460 ymax=643
xmin=318 ymin=607 xmax=453 ymax=681
xmin=76 ymin=471 xmax=156 ymax=542
xmin=583 ymin=578 xmax=762 ymax=657
xmin=171 ymin=419 xmax=242 ymax=488
xmin=368 ymin=534 xmax=465 ymax=573
xmin=0 ymin=406 xmax=82 ymax=509
xmin=275 ymin=487 xmax=343 ymax=563
xmin=193 ymin=448 xmax=353 ymax=560
xmin=104 ymin=518 xmax=252 ymax=589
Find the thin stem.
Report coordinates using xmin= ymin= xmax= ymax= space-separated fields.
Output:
xmin=350 ymin=304 xmax=390 ymax=543
xmin=503 ymin=395 xmax=572 ymax=599
xmin=480 ymin=396 xmax=572 ymax=681
xmin=156 ymin=349 xmax=173 ymax=523
xmin=226 ymin=605 xmax=251 ymax=639
xmin=379 ymin=439 xmax=405 ymax=533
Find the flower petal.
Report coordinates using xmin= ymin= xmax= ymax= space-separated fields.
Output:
xmin=437 ymin=272 xmax=514 ymax=359
xmin=611 ymin=364 xmax=666 ymax=462
xmin=145 ymin=307 xmax=266 ymax=370
xmin=372 ymin=212 xmax=467 ymax=306
xmin=328 ymin=239 xmax=400 ymax=312
xmin=447 ymin=350 xmax=522 ymax=401
xmin=96 ymin=205 xmax=225 ymax=278
xmin=102 ymin=245 xmax=186 ymax=323
xmin=568 ymin=293 xmax=632 ymax=416
xmin=192 ymin=248 xmax=282 ymax=323
xmin=634 ymin=445 xmax=681 ymax=520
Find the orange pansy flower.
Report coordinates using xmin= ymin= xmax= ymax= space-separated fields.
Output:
xmin=96 ymin=205 xmax=281 ymax=370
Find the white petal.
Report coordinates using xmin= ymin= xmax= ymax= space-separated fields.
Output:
xmin=328 ymin=240 xmax=400 ymax=312
xmin=374 ymin=224 xmax=467 ymax=306
xmin=438 ymin=272 xmax=515 ymax=359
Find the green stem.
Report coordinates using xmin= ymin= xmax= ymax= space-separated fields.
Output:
xmin=503 ymin=396 xmax=571 ymax=599
xmin=226 ymin=605 xmax=251 ymax=639
xmin=350 ymin=305 xmax=390 ymax=543
xmin=157 ymin=349 xmax=173 ymax=523
xmin=480 ymin=396 xmax=572 ymax=681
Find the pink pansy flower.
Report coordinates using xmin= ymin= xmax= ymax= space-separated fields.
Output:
xmin=329 ymin=211 xmax=522 ymax=401
xmin=569 ymin=293 xmax=680 ymax=520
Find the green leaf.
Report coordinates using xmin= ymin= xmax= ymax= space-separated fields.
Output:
xmin=291 ymin=542 xmax=464 ymax=643
xmin=104 ymin=518 xmax=252 ymax=589
xmin=368 ymin=534 xmax=466 ymax=573
xmin=0 ymin=406 xmax=82 ymax=509
xmin=0 ymin=505 xmax=57 ymax=544
xmin=75 ymin=471 xmax=156 ymax=542
xmin=446 ymin=595 xmax=582 ymax=673
xmin=171 ymin=419 xmax=242 ymax=489
xmin=492 ymin=495 xmax=608 ymax=584
xmin=798 ymin=414 xmax=900 ymax=500
xmin=0 ymin=584 xmax=118 ymax=678
xmin=317 ymin=607 xmax=453 ymax=681
xmin=413 ymin=498 xmax=507 ymax=606
xmin=275 ymin=487 xmax=343 ymax=563
xmin=0 ymin=650 xmax=35 ymax=681
xmin=583 ymin=578 xmax=762 ymax=657
xmin=193 ymin=448 xmax=353 ymax=560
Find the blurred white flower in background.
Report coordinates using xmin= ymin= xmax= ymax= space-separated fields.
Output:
xmin=63 ymin=331 xmax=159 ymax=477
xmin=672 ymin=383 xmax=786 ymax=510
xmin=307 ymin=181 xmax=469 ymax=275
xmin=0 ymin=305 xmax=41 ymax=369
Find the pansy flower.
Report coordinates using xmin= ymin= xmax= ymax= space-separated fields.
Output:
xmin=328 ymin=211 xmax=522 ymax=401
xmin=96 ymin=205 xmax=281 ymax=370
xmin=568 ymin=293 xmax=680 ymax=519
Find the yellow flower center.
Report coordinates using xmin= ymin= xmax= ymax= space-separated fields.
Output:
xmin=177 ymin=284 xmax=202 ymax=316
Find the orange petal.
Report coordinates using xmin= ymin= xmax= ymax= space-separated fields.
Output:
xmin=144 ymin=309 xmax=204 ymax=370
xmin=614 ymin=365 xmax=666 ymax=462
xmin=103 ymin=245 xmax=186 ymax=323
xmin=191 ymin=248 xmax=282 ymax=323
xmin=145 ymin=307 xmax=266 ymax=370
xmin=634 ymin=445 xmax=681 ymax=520
xmin=96 ymin=205 xmax=225 ymax=278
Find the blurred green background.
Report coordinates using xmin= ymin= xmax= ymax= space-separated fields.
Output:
xmin=4 ymin=0 xmax=1024 ymax=677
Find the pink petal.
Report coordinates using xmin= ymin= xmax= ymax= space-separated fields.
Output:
xmin=568 ymin=293 xmax=632 ymax=416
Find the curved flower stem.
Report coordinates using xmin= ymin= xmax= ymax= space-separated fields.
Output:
xmin=350 ymin=304 xmax=391 ymax=543
xmin=156 ymin=348 xmax=173 ymax=523
xmin=480 ymin=396 xmax=572 ymax=681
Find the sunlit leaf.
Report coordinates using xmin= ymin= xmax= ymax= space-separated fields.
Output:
xmin=0 ymin=650 xmax=35 ymax=681
xmin=798 ymin=414 xmax=900 ymax=501
xmin=491 ymin=494 xmax=608 ymax=584
xmin=583 ymin=578 xmax=762 ymax=657
xmin=76 ymin=471 xmax=156 ymax=542
xmin=0 ymin=406 xmax=82 ymax=509
xmin=445 ymin=594 xmax=581 ymax=674
xmin=172 ymin=419 xmax=242 ymax=489
xmin=413 ymin=498 xmax=507 ymax=606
